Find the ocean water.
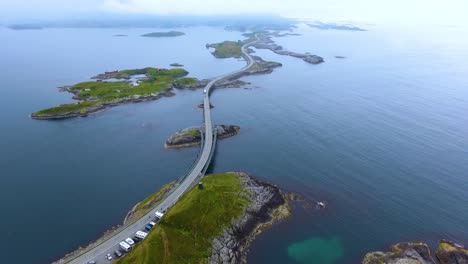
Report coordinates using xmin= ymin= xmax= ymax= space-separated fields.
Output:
xmin=1 ymin=24 xmax=467 ymax=263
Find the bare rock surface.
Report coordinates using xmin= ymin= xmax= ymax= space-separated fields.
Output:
xmin=209 ymin=172 xmax=291 ymax=264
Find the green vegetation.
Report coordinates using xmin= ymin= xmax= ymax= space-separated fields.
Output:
xmin=173 ymin=77 xmax=198 ymax=87
xmin=207 ymin=41 xmax=243 ymax=58
xmin=127 ymin=182 xmax=175 ymax=222
xmin=33 ymin=67 xmax=190 ymax=117
xmin=118 ymin=173 xmax=251 ymax=264
xmin=181 ymin=128 xmax=201 ymax=137
xmin=34 ymin=101 xmax=100 ymax=116
xmin=141 ymin=31 xmax=185 ymax=37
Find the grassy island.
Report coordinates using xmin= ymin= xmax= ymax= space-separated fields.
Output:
xmin=118 ymin=173 xmax=250 ymax=264
xmin=141 ymin=31 xmax=185 ymax=37
xmin=32 ymin=67 xmax=192 ymax=119
xmin=207 ymin=41 xmax=243 ymax=58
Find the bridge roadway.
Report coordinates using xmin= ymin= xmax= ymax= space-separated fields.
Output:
xmin=66 ymin=37 xmax=257 ymax=264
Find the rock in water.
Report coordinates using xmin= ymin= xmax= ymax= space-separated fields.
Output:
xmin=436 ymin=240 xmax=468 ymax=264
xmin=362 ymin=242 xmax=436 ymax=264
xmin=165 ymin=125 xmax=240 ymax=148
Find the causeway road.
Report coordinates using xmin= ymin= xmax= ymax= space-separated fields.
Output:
xmin=65 ymin=37 xmax=257 ymax=264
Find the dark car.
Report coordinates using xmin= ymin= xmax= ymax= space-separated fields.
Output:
xmin=114 ymin=250 xmax=123 ymax=258
xmin=133 ymin=236 xmax=142 ymax=243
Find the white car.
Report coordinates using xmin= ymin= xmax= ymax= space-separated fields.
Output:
xmin=106 ymin=253 xmax=113 ymax=260
xmin=125 ymin=237 xmax=135 ymax=246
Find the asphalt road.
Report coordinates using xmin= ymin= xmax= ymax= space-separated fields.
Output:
xmin=65 ymin=37 xmax=257 ymax=264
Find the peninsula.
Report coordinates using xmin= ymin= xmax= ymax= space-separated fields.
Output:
xmin=141 ymin=31 xmax=185 ymax=37
xmin=118 ymin=172 xmax=291 ymax=264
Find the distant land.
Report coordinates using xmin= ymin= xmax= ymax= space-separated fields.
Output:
xmin=308 ymin=22 xmax=367 ymax=31
xmin=8 ymin=24 xmax=43 ymax=30
xmin=5 ymin=14 xmax=295 ymax=29
xmin=141 ymin=31 xmax=185 ymax=37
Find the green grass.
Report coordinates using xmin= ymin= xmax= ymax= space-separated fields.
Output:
xmin=34 ymin=100 xmax=100 ymax=116
xmin=127 ymin=182 xmax=176 ymax=222
xmin=208 ymin=41 xmax=243 ymax=58
xmin=34 ymin=67 xmax=190 ymax=116
xmin=118 ymin=173 xmax=250 ymax=264
xmin=173 ymin=77 xmax=198 ymax=86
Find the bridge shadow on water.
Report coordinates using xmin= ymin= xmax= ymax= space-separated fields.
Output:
xmin=204 ymin=144 xmax=218 ymax=175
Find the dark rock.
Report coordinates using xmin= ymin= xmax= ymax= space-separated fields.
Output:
xmin=165 ymin=125 xmax=240 ymax=149
xmin=303 ymin=55 xmax=325 ymax=64
xmin=209 ymin=172 xmax=291 ymax=264
xmin=198 ymin=103 xmax=214 ymax=109
xmin=436 ymin=240 xmax=468 ymax=264
xmin=362 ymin=242 xmax=436 ymax=264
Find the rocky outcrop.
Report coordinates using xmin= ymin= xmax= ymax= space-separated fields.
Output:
xmin=436 ymin=240 xmax=468 ymax=264
xmin=209 ymin=172 xmax=291 ymax=264
xmin=363 ymin=242 xmax=436 ymax=264
xmin=165 ymin=125 xmax=241 ymax=148
xmin=363 ymin=240 xmax=468 ymax=264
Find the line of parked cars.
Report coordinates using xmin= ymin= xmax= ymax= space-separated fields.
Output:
xmin=87 ymin=211 xmax=165 ymax=263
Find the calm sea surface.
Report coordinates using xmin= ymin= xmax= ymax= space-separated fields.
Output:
xmin=1 ymin=25 xmax=467 ymax=263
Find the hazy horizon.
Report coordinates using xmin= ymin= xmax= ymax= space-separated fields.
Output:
xmin=1 ymin=0 xmax=468 ymax=27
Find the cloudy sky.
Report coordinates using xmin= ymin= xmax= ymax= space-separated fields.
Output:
xmin=1 ymin=0 xmax=467 ymax=25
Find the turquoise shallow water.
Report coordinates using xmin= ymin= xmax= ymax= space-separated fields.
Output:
xmin=1 ymin=25 xmax=468 ymax=263
xmin=287 ymin=237 xmax=344 ymax=264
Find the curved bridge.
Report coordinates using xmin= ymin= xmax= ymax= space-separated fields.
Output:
xmin=66 ymin=38 xmax=257 ymax=264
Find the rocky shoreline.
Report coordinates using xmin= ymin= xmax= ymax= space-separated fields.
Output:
xmin=209 ymin=172 xmax=291 ymax=264
xmin=165 ymin=125 xmax=240 ymax=148
xmin=31 ymin=88 xmax=176 ymax=120
xmin=362 ymin=239 xmax=468 ymax=264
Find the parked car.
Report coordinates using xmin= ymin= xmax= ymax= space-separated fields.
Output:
xmin=87 ymin=261 xmax=96 ymax=264
xmin=114 ymin=250 xmax=123 ymax=258
xmin=105 ymin=253 xmax=113 ymax=260
xmin=125 ymin=237 xmax=135 ymax=246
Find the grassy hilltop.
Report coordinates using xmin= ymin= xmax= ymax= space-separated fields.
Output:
xmin=118 ymin=173 xmax=250 ymax=264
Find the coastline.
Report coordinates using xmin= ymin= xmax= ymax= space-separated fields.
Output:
xmin=210 ymin=172 xmax=292 ymax=263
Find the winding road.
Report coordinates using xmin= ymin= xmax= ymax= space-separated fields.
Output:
xmin=64 ymin=37 xmax=257 ymax=264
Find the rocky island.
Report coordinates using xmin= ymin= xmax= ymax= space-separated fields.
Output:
xmin=31 ymin=67 xmax=190 ymax=120
xmin=248 ymin=32 xmax=324 ymax=64
xmin=362 ymin=240 xmax=468 ymax=264
xmin=308 ymin=22 xmax=367 ymax=31
xmin=165 ymin=125 xmax=240 ymax=148
xmin=207 ymin=32 xmax=323 ymax=65
xmin=170 ymin=63 xmax=184 ymax=67
xmin=118 ymin=172 xmax=292 ymax=264
xmin=141 ymin=31 xmax=185 ymax=37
